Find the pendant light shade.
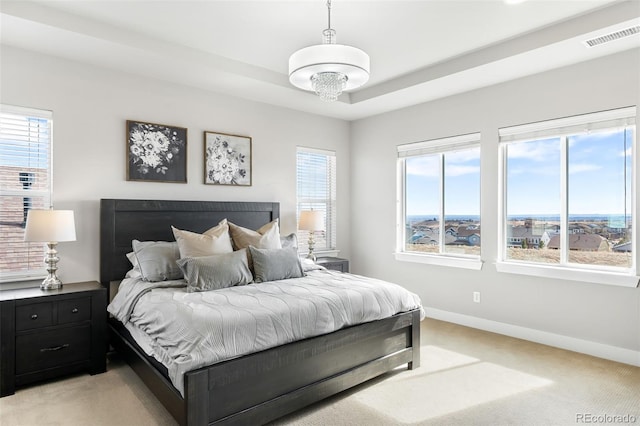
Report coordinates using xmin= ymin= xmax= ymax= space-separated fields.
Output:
xmin=288 ymin=1 xmax=370 ymax=101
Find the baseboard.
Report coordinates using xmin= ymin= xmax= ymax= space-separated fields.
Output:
xmin=425 ymin=307 xmax=640 ymax=367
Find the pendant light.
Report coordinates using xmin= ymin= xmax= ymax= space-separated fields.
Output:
xmin=288 ymin=0 xmax=370 ymax=102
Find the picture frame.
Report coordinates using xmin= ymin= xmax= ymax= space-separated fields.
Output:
xmin=126 ymin=120 xmax=187 ymax=183
xmin=204 ymin=131 xmax=252 ymax=186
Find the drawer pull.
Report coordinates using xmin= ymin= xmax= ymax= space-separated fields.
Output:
xmin=72 ymin=308 xmax=79 ymax=314
xmin=40 ymin=344 xmax=70 ymax=353
xmin=31 ymin=314 xmax=38 ymax=320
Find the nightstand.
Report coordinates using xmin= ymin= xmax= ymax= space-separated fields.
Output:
xmin=0 ymin=281 xmax=107 ymax=397
xmin=316 ymin=257 xmax=349 ymax=273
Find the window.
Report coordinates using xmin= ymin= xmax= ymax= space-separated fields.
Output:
xmin=0 ymin=105 xmax=52 ymax=283
xmin=498 ymin=107 xmax=636 ymax=286
xmin=396 ymin=133 xmax=482 ymax=269
xmin=296 ymin=147 xmax=337 ymax=254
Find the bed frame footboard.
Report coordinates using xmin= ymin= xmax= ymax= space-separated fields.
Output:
xmin=110 ymin=309 xmax=420 ymax=426
xmin=187 ymin=309 xmax=420 ymax=425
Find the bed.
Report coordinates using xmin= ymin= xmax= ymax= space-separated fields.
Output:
xmin=100 ymin=198 xmax=422 ymax=426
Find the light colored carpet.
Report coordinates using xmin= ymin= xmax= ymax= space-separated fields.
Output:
xmin=1 ymin=318 xmax=638 ymax=426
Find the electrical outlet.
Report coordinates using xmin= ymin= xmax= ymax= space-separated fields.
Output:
xmin=473 ymin=291 xmax=481 ymax=303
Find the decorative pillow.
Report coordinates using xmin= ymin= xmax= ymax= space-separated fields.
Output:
xmin=280 ymin=233 xmax=298 ymax=249
xmin=172 ymin=219 xmax=233 ymax=258
xmin=132 ymin=240 xmax=182 ymax=282
xmin=177 ymin=249 xmax=253 ymax=292
xmin=248 ymin=246 xmax=304 ymax=283
xmin=228 ymin=219 xmax=282 ymax=250
xmin=125 ymin=252 xmax=142 ymax=278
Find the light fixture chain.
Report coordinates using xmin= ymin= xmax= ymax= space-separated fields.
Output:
xmin=327 ymin=0 xmax=332 ymax=30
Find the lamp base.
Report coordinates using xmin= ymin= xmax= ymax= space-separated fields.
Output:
xmin=41 ymin=276 xmax=63 ymax=290
xmin=307 ymin=233 xmax=317 ymax=263
xmin=41 ymin=242 xmax=63 ymax=291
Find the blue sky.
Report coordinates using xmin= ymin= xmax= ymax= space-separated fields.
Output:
xmin=507 ymin=128 xmax=632 ymax=216
xmin=406 ymin=147 xmax=480 ymax=217
xmin=405 ymin=127 xmax=633 ymax=217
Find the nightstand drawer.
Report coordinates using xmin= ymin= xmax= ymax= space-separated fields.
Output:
xmin=58 ymin=297 xmax=91 ymax=324
xmin=15 ymin=325 xmax=91 ymax=375
xmin=15 ymin=302 xmax=54 ymax=331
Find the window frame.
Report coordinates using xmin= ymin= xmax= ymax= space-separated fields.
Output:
xmin=0 ymin=104 xmax=53 ymax=283
xmin=497 ymin=106 xmax=638 ymax=287
xmin=395 ymin=132 xmax=483 ymax=270
xmin=295 ymin=146 xmax=337 ymax=256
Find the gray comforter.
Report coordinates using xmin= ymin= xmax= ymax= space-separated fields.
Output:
xmin=108 ymin=270 xmax=424 ymax=395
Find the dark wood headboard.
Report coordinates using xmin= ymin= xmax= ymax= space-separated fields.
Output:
xmin=100 ymin=199 xmax=280 ymax=292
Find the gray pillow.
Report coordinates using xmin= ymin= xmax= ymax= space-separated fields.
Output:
xmin=132 ymin=240 xmax=182 ymax=282
xmin=177 ymin=249 xmax=253 ymax=292
xmin=280 ymin=233 xmax=298 ymax=249
xmin=248 ymin=246 xmax=304 ymax=283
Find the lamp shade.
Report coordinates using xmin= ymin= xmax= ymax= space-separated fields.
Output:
xmin=298 ymin=210 xmax=325 ymax=231
xmin=288 ymin=44 xmax=370 ymax=92
xmin=24 ymin=209 xmax=76 ymax=242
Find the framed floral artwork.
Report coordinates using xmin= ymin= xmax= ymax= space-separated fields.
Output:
xmin=204 ymin=131 xmax=252 ymax=186
xmin=126 ymin=120 xmax=187 ymax=183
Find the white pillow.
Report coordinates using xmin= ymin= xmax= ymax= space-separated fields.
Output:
xmin=172 ymin=219 xmax=233 ymax=258
xmin=228 ymin=219 xmax=282 ymax=250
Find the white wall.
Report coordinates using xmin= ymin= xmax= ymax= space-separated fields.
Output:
xmin=3 ymin=43 xmax=639 ymax=363
xmin=1 ymin=46 xmax=351 ymax=285
xmin=350 ymin=49 xmax=640 ymax=358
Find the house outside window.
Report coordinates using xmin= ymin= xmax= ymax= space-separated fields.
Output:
xmin=396 ymin=133 xmax=482 ymax=270
xmin=0 ymin=105 xmax=53 ymax=283
xmin=498 ymin=106 xmax=636 ymax=287
xmin=296 ymin=147 xmax=337 ymax=254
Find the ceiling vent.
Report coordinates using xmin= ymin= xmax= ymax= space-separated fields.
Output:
xmin=583 ymin=25 xmax=640 ymax=48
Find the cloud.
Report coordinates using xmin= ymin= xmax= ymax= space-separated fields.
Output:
xmin=446 ymin=148 xmax=480 ymax=164
xmin=508 ymin=164 xmax=559 ymax=177
xmin=568 ymin=163 xmax=602 ymax=174
xmin=406 ymin=156 xmax=439 ymax=177
xmin=620 ymin=147 xmax=632 ymax=157
xmin=446 ymin=165 xmax=480 ymax=177
xmin=507 ymin=139 xmax=558 ymax=162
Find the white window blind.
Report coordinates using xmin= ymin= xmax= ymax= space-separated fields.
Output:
xmin=499 ymin=107 xmax=636 ymax=143
xmin=397 ymin=132 xmax=481 ymax=157
xmin=296 ymin=147 xmax=337 ymax=253
xmin=0 ymin=105 xmax=53 ymax=282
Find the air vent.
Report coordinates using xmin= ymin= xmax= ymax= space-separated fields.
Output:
xmin=583 ymin=25 xmax=640 ymax=48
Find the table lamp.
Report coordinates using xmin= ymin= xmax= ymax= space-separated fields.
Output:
xmin=24 ymin=209 xmax=76 ymax=290
xmin=298 ymin=210 xmax=324 ymax=261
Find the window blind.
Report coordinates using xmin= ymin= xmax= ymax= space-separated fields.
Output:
xmin=0 ymin=105 xmax=52 ymax=282
xmin=397 ymin=133 xmax=481 ymax=157
xmin=499 ymin=106 xmax=636 ymax=143
xmin=296 ymin=147 xmax=337 ymax=253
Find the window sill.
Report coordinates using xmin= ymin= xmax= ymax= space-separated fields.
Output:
xmin=394 ymin=252 xmax=483 ymax=270
xmin=495 ymin=261 xmax=639 ymax=288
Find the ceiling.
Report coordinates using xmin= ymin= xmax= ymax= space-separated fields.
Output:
xmin=1 ymin=0 xmax=639 ymax=121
